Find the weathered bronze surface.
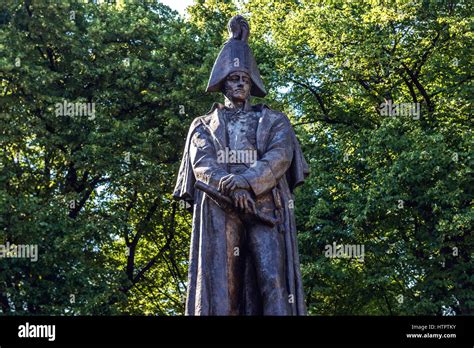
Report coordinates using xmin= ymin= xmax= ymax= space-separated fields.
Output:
xmin=173 ymin=15 xmax=309 ymax=315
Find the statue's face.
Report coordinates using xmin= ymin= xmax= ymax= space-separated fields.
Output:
xmin=223 ymin=71 xmax=251 ymax=102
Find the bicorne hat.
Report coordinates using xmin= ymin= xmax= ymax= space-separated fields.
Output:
xmin=206 ymin=15 xmax=267 ymax=98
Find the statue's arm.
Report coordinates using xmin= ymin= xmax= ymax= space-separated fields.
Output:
xmin=241 ymin=117 xmax=294 ymax=196
xmin=189 ymin=125 xmax=228 ymax=189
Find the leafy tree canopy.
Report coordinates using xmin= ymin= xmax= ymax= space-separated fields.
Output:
xmin=1 ymin=0 xmax=472 ymax=315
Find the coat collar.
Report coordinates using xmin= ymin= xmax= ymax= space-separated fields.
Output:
xmin=205 ymin=102 xmax=270 ymax=115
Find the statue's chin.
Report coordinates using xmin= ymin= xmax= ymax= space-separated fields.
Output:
xmin=224 ymin=93 xmax=250 ymax=108
xmin=230 ymin=95 xmax=249 ymax=102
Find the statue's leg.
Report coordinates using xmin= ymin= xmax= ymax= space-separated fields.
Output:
xmin=225 ymin=211 xmax=246 ymax=315
xmin=247 ymin=222 xmax=290 ymax=315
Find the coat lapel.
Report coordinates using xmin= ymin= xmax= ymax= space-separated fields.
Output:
xmin=205 ymin=105 xmax=227 ymax=151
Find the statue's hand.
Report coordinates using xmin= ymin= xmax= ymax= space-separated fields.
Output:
xmin=231 ymin=189 xmax=256 ymax=214
xmin=218 ymin=174 xmax=249 ymax=195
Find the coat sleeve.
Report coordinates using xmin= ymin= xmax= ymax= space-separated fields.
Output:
xmin=189 ymin=124 xmax=229 ymax=189
xmin=241 ymin=115 xmax=294 ymax=196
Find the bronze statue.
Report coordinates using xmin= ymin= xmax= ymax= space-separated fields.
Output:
xmin=173 ymin=15 xmax=309 ymax=315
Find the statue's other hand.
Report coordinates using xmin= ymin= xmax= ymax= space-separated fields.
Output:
xmin=231 ymin=189 xmax=256 ymax=214
xmin=218 ymin=174 xmax=249 ymax=195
